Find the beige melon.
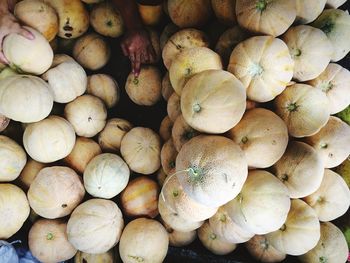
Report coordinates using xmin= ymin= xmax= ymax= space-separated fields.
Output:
xmin=266 ymin=199 xmax=320 ymax=256
xmin=299 ymin=222 xmax=348 ymax=263
xmin=176 ymin=135 xmax=248 ymax=208
xmin=162 ymin=221 xmax=197 ymax=247
xmin=274 ymin=84 xmax=330 ymax=138
xmin=312 ymin=9 xmax=350 ymax=62
xmin=215 ymin=26 xmax=249 ymax=67
xmin=18 ymin=158 xmax=46 ymax=190
xmin=272 ymin=141 xmax=324 ymax=198
xmin=211 ymin=0 xmax=236 ymax=25
xmin=228 ymin=36 xmax=294 ymax=102
xmin=303 ymin=169 xmax=350 ymax=222
xmin=121 ymin=176 xmax=159 ymax=218
xmin=28 ymin=166 xmax=85 ymax=219
xmin=44 ymin=0 xmax=89 ymax=39
xmin=84 ymin=153 xmax=130 ymax=199
xmin=326 ymin=0 xmax=347 ymax=8
xmin=90 ymin=2 xmax=124 ymax=38
xmin=138 ymin=3 xmax=163 ymax=26
xmin=0 ymin=135 xmax=27 ymax=182
xmin=42 ymin=58 xmax=87 ymax=103
xmin=73 ymin=33 xmax=111 ymax=70
xmin=98 ymin=118 xmax=133 ymax=152
xmin=87 ymin=74 xmax=120 ymax=109
xmin=198 ymin=222 xmax=237 ymax=256
xmin=158 ymin=197 xmax=203 ymax=232
xmin=209 ymin=207 xmax=254 ymax=244
xmin=125 ymin=66 xmax=162 ymax=106
xmin=169 ymin=47 xmax=222 ymax=95
xmin=161 ymin=174 xmax=218 ymax=222
xmin=162 ymin=28 xmax=210 ymax=70
xmin=181 ymin=69 xmax=246 ymax=134
xmin=0 ymin=67 xmax=17 ymax=80
xmin=225 ymin=170 xmax=291 ymax=235
xmin=236 ymin=0 xmax=296 ymax=37
xmin=3 ymin=27 xmax=53 ymax=74
xmin=282 ymin=25 xmax=332 ymax=82
xmin=295 ymin=0 xmax=327 ymax=24
xmin=64 ymin=95 xmax=107 ymax=138
xmin=0 ymin=184 xmax=30 ymax=239
xmin=0 ymin=75 xmax=53 ymax=123
xmin=245 ymin=235 xmax=286 ymax=263
xmin=14 ymin=0 xmax=59 ymax=41
xmin=51 ymin=53 xmax=75 ymax=66
xmin=172 ymin=115 xmax=200 ymax=152
xmin=64 ymin=137 xmax=102 ymax=174
xmin=74 ymin=249 xmax=115 ymax=263
xmin=307 ymin=63 xmax=350 ymax=114
xmin=160 ymin=23 xmax=179 ymax=50
xmin=168 ymin=0 xmax=212 ymax=28
xmin=227 ymin=108 xmax=288 ymax=168
xmin=121 ymin=127 xmax=161 ymax=175
xmin=29 ymin=219 xmax=77 ymax=263
xmin=161 ymin=72 xmax=174 ymax=101
xmin=23 ymin=116 xmax=76 ymax=163
xmin=119 ymin=218 xmax=169 ymax=263
xmin=161 ymin=139 xmax=178 ymax=175
xmin=159 ymin=116 xmax=173 ymax=142
xmin=304 ymin=116 xmax=350 ymax=168
xmin=67 ymin=199 xmax=124 ymax=254
xmin=167 ymin=93 xmax=181 ymax=122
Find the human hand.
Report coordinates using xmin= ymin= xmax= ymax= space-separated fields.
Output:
xmin=121 ymin=28 xmax=155 ymax=76
xmin=0 ymin=12 xmax=34 ymax=64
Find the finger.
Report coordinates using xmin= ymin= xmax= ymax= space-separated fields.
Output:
xmin=121 ymin=43 xmax=129 ymax=56
xmin=134 ymin=53 xmax=141 ymax=77
xmin=129 ymin=52 xmax=136 ymax=74
xmin=19 ymin=28 xmax=35 ymax=40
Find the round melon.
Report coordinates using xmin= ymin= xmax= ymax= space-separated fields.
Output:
xmin=0 ymin=184 xmax=30 ymax=239
xmin=90 ymin=2 xmax=124 ymax=38
xmin=172 ymin=115 xmax=200 ymax=152
xmin=211 ymin=0 xmax=236 ymax=25
xmin=303 ymin=169 xmax=350 ymax=222
xmin=162 ymin=221 xmax=197 ymax=247
xmin=121 ymin=127 xmax=161 ymax=175
xmin=274 ymin=84 xmax=330 ymax=138
xmin=98 ymin=118 xmax=133 ymax=152
xmin=167 ymin=93 xmax=181 ymax=122
xmin=224 ymin=170 xmax=291 ymax=235
xmin=43 ymin=0 xmax=89 ymax=39
xmin=64 ymin=95 xmax=107 ymax=138
xmin=161 ymin=72 xmax=174 ymax=101
xmin=23 ymin=116 xmax=76 ymax=163
xmin=295 ymin=0 xmax=327 ymax=24
xmin=209 ymin=207 xmax=254 ymax=244
xmin=18 ymin=158 xmax=46 ymax=190
xmin=73 ymin=33 xmax=111 ymax=70
xmin=159 ymin=116 xmax=173 ymax=142
xmin=169 ymin=47 xmax=222 ymax=95
xmin=181 ymin=69 xmax=246 ymax=134
xmin=227 ymin=108 xmax=288 ymax=168
xmin=176 ymin=135 xmax=248 ymax=208
xmin=3 ymin=27 xmax=53 ymax=74
xmin=0 ymin=135 xmax=26 ymax=182
xmin=14 ymin=0 xmax=59 ymax=41
xmin=198 ymin=222 xmax=237 ymax=256
xmin=236 ymin=0 xmax=296 ymax=37
xmin=167 ymin=0 xmax=212 ymax=28
xmin=125 ymin=66 xmax=162 ymax=106
xmin=266 ymin=199 xmax=320 ymax=256
xmin=119 ymin=218 xmax=169 ymax=263
xmin=161 ymin=139 xmax=178 ymax=175
xmin=0 ymin=75 xmax=53 ymax=123
xmin=64 ymin=137 xmax=102 ymax=174
xmin=74 ymin=249 xmax=115 ymax=263
xmin=87 ymin=74 xmax=120 ymax=109
xmin=162 ymin=28 xmax=210 ymax=70
xmin=42 ymin=58 xmax=87 ymax=103
xmin=121 ymin=176 xmax=159 ymax=218
xmin=29 ymin=219 xmax=77 ymax=263
xmin=227 ymin=36 xmax=294 ymax=102
xmin=307 ymin=63 xmax=350 ymax=114
xmin=28 ymin=166 xmax=85 ymax=219
xmin=304 ymin=116 xmax=350 ymax=168
xmin=83 ymin=153 xmax=130 ymax=199
xmin=299 ymin=222 xmax=348 ymax=263
xmin=67 ymin=199 xmax=124 ymax=254
xmin=272 ymin=141 xmax=324 ymax=198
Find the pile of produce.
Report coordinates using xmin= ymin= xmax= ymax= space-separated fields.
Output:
xmin=0 ymin=0 xmax=350 ymax=262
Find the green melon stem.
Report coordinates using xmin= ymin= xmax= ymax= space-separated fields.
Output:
xmin=320 ymin=20 xmax=334 ymax=35
xmin=281 ymin=174 xmax=289 ymax=182
xmin=210 ymin=233 xmax=217 ymax=240
xmin=320 ymin=82 xmax=333 ymax=93
xmin=291 ymin=48 xmax=302 ymax=58
xmin=280 ymin=224 xmax=287 ymax=231
xmin=46 ymin=233 xmax=54 ymax=240
xmin=241 ymin=136 xmax=248 ymax=144
xmin=256 ymin=0 xmax=267 ymax=12
xmin=220 ymin=214 xmax=227 ymax=223
xmin=128 ymin=255 xmax=145 ymax=262
xmin=319 ymin=256 xmax=328 ymax=263
xmin=133 ymin=77 xmax=139 ymax=85
xmin=286 ymin=102 xmax=299 ymax=112
xmin=193 ymin=103 xmax=201 ymax=113
xmin=106 ymin=20 xmax=113 ymax=27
